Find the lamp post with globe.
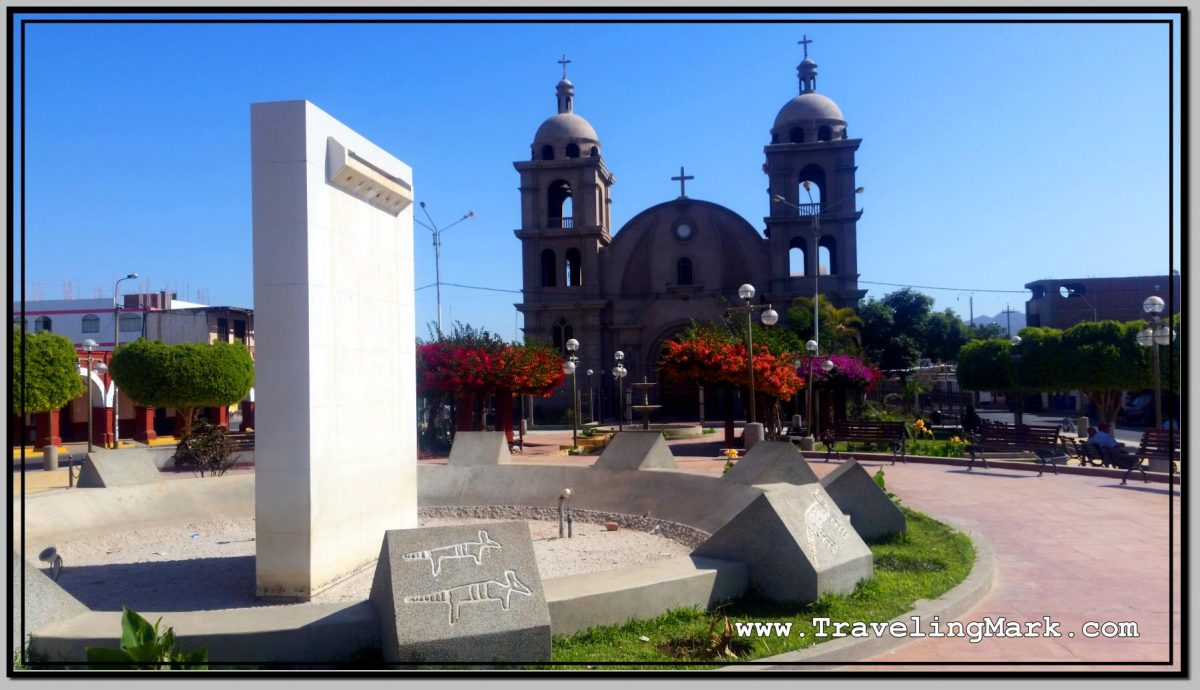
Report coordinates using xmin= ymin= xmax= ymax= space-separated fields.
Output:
xmin=562 ymin=339 xmax=580 ymax=448
xmin=1137 ymin=295 xmax=1176 ymax=428
xmin=726 ymin=283 xmax=779 ymax=449
xmin=612 ymin=351 xmax=627 ymax=432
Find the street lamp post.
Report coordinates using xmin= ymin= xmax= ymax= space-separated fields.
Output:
xmin=562 ymin=338 xmax=580 ymax=448
xmin=586 ymin=369 xmax=595 ymax=423
xmin=112 ymin=273 xmax=138 ymax=447
xmin=1138 ymin=295 xmax=1176 ymax=428
xmin=772 ymin=186 xmax=863 ymax=442
xmin=82 ymin=339 xmax=98 ymax=453
xmin=415 ymin=202 xmax=475 ymax=334
xmin=1010 ymin=335 xmax=1024 ymax=427
xmin=1060 ymin=286 xmax=1098 ymax=322
xmin=727 ymin=283 xmax=779 ymax=447
xmin=612 ymin=351 xmax=627 ymax=432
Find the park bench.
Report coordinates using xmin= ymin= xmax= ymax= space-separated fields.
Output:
xmin=965 ymin=423 xmax=1068 ymax=477
xmin=1105 ymin=428 xmax=1181 ymax=485
xmin=823 ymin=420 xmax=907 ymax=465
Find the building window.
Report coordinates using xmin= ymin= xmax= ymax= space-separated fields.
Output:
xmin=234 ymin=319 xmax=247 ymax=344
xmin=81 ymin=314 xmax=100 ymax=333
xmin=119 ymin=313 xmax=141 ymax=333
xmin=217 ymin=317 xmax=229 ymax=342
xmin=552 ymin=318 xmax=573 ymax=353
xmin=34 ymin=316 xmax=51 ymax=333
xmin=541 ymin=145 xmax=554 ymax=161
xmin=818 ymin=237 xmax=837 ymax=275
xmin=676 ymin=258 xmax=693 ymax=286
xmin=565 ymin=248 xmax=582 ymax=287
xmin=566 ymin=143 xmax=580 ymax=159
xmin=789 ymin=126 xmax=804 ymax=143
xmin=548 ymin=180 xmax=573 ymax=228
xmin=818 ymin=125 xmax=832 ymax=142
xmin=540 ymin=249 xmax=557 ymax=287
xmin=788 ymin=237 xmax=807 ymax=276
xmin=589 ymin=146 xmax=599 ymax=157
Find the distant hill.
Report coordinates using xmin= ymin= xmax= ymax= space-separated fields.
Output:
xmin=972 ymin=311 xmax=1026 ymax=333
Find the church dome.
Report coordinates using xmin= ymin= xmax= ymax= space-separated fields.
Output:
xmin=534 ymin=111 xmax=599 ymax=146
xmin=532 ymin=75 xmax=601 ymax=158
xmin=773 ymin=92 xmax=845 ymax=130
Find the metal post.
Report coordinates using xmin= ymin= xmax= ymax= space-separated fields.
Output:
xmin=745 ymin=307 xmax=756 ymax=425
xmin=571 ymin=370 xmax=578 ymax=448
xmin=1152 ymin=335 xmax=1163 ymax=429
xmin=85 ymin=350 xmax=94 ymax=454
xmin=809 ymin=358 xmax=817 ymax=437
xmin=112 ymin=273 xmax=137 ymax=448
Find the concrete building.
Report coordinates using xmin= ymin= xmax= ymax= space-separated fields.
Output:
xmin=12 ymin=292 xmax=255 ymax=447
xmin=515 ymin=49 xmax=864 ymax=419
xmin=1024 ymin=274 xmax=1181 ymax=330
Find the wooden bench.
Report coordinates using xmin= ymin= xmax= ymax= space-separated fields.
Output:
xmin=784 ymin=425 xmax=809 ymax=442
xmin=823 ymin=420 xmax=907 ymax=465
xmin=966 ymin=424 xmax=1068 ymax=477
xmin=1107 ymin=428 xmax=1181 ymax=485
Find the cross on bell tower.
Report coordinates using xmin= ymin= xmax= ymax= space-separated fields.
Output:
xmin=558 ymin=54 xmax=571 ymax=79
xmin=798 ymin=34 xmax=813 ymax=58
xmin=671 ymin=166 xmax=694 ymax=198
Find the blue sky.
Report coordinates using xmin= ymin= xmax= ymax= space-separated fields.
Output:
xmin=13 ymin=11 xmax=1181 ymax=341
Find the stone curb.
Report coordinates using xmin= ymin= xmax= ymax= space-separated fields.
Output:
xmin=718 ymin=521 xmax=995 ymax=670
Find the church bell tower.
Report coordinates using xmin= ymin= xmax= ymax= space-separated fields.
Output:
xmin=763 ymin=38 xmax=865 ymax=308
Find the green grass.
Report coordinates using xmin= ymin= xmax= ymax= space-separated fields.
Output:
xmin=542 ymin=506 xmax=974 ymax=669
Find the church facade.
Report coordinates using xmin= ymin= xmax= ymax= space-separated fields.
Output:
xmin=515 ymin=48 xmax=865 ymax=420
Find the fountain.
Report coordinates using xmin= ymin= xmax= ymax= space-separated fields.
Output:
xmin=629 ymin=376 xmax=662 ymax=430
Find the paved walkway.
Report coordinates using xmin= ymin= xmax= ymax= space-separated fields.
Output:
xmin=433 ymin=429 xmax=1181 ymax=670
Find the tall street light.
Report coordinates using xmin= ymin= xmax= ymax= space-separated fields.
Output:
xmin=415 ymin=202 xmax=475 ymax=333
xmin=586 ymin=368 xmax=595 ymax=423
xmin=112 ymin=272 xmax=138 ymax=447
xmin=562 ymin=338 xmax=580 ymax=448
xmin=1059 ymin=285 xmax=1098 ymax=322
xmin=612 ymin=351 xmax=627 ymax=432
xmin=805 ymin=339 xmax=819 ymax=437
xmin=728 ymin=283 xmax=779 ymax=446
xmin=1010 ymin=335 xmax=1024 ymax=427
xmin=82 ymin=339 xmax=98 ymax=453
xmin=772 ymin=186 xmax=864 ymax=440
xmin=1137 ymin=295 xmax=1176 ymax=428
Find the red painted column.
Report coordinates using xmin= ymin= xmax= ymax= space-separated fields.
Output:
xmin=35 ymin=409 xmax=63 ymax=447
xmin=207 ymin=406 xmax=229 ymax=431
xmin=93 ymin=407 xmax=113 ymax=448
xmin=496 ymin=390 xmax=514 ymax=443
xmin=241 ymin=401 xmax=255 ymax=432
xmin=455 ymin=393 xmax=474 ymax=434
xmin=133 ymin=406 xmax=157 ymax=443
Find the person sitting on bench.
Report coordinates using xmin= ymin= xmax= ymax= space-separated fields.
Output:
xmin=1089 ymin=422 xmax=1119 ymax=449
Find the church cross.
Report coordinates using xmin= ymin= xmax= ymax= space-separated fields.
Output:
xmin=558 ymin=54 xmax=571 ymax=79
xmin=798 ymin=35 xmax=813 ymax=59
xmin=671 ymin=166 xmax=694 ymax=198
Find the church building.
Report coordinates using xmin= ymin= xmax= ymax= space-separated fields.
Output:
xmin=515 ymin=45 xmax=865 ymax=420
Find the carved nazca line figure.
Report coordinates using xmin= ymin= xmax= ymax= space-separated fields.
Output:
xmin=401 ymin=530 xmax=503 ymax=577
xmin=403 ymin=570 xmax=533 ymax=625
xmin=805 ymin=487 xmax=851 ymax=566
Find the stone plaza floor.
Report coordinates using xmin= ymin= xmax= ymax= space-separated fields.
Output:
xmin=427 ymin=428 xmax=1182 ymax=671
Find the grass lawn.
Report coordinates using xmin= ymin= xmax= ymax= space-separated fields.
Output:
xmin=544 ymin=506 xmax=974 ymax=669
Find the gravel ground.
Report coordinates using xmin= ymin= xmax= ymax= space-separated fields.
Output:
xmin=44 ymin=510 xmax=695 ymax=612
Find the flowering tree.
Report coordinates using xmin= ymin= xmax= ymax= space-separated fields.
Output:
xmin=416 ymin=323 xmax=564 ymax=448
xmin=658 ymin=323 xmax=802 ymax=441
xmin=794 ymin=353 xmax=882 ymax=424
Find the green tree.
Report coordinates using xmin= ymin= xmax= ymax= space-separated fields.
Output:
xmin=12 ymin=326 xmax=85 ymax=415
xmin=955 ymin=338 xmax=1015 ymax=393
xmin=920 ymin=309 xmax=972 ymax=364
xmin=1011 ymin=327 xmax=1069 ymax=392
xmin=786 ymin=295 xmax=863 ymax=355
xmin=108 ymin=339 xmax=254 ymax=438
xmin=858 ymin=298 xmax=922 ymax=383
xmin=1059 ymin=321 xmax=1152 ymax=427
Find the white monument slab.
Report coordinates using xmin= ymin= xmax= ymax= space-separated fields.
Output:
xmin=252 ymin=100 xmax=416 ymax=598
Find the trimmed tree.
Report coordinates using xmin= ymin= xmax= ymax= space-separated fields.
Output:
xmin=955 ymin=338 xmax=1015 ymax=394
xmin=1059 ymin=321 xmax=1151 ymax=428
xmin=108 ymin=339 xmax=254 ymax=438
xmin=12 ymin=325 xmax=85 ymax=420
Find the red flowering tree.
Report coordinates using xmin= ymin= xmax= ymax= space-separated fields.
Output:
xmin=416 ymin=323 xmax=565 ymax=449
xmin=658 ymin=323 xmax=802 ymax=442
